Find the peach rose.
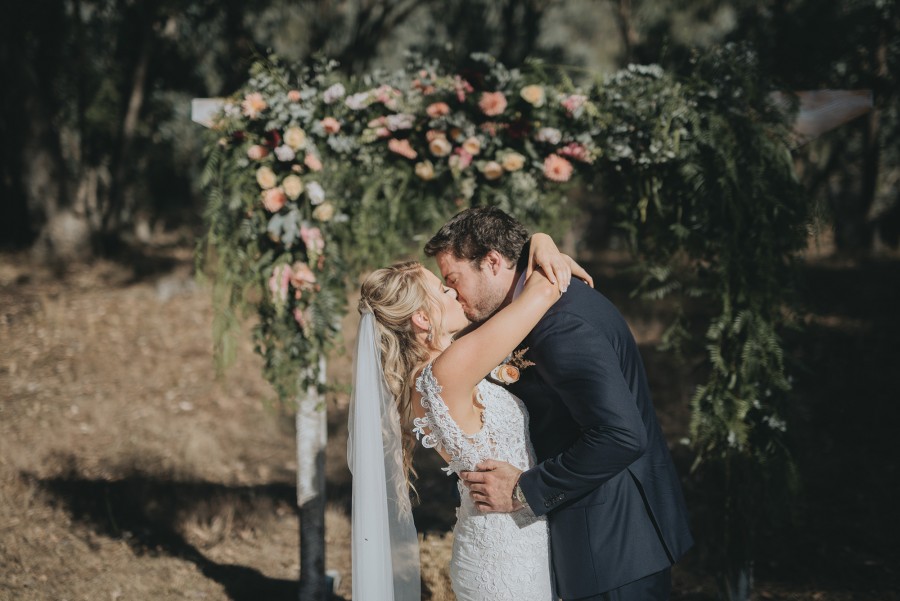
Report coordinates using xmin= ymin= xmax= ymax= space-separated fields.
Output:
xmin=284 ymin=126 xmax=307 ymax=150
xmin=282 ymin=175 xmax=304 ymax=200
xmin=388 ymin=139 xmax=417 ymax=160
xmin=241 ymin=92 xmax=267 ymax=118
xmin=247 ymin=145 xmax=269 ymax=161
xmin=287 ymin=89 xmax=302 ymax=103
xmin=290 ymin=261 xmax=317 ymax=288
xmin=321 ymin=117 xmax=341 ymax=134
xmin=520 ymin=85 xmax=545 ymax=107
xmin=481 ymin=161 xmax=503 ymax=181
xmin=256 ymin=166 xmax=277 ymax=189
xmin=462 ymin=137 xmax=482 ymax=156
xmin=478 ymin=91 xmax=507 ymax=116
xmin=426 ymin=102 xmax=451 ymax=118
xmin=304 ymin=154 xmax=323 ymax=172
xmin=312 ymin=202 xmax=335 ymax=222
xmin=501 ymin=152 xmax=526 ymax=172
xmin=429 ymin=136 xmax=452 ymax=157
xmin=262 ymin=187 xmax=287 ymax=212
xmin=543 ymin=154 xmax=574 ymax=182
xmin=415 ymin=160 xmax=436 ymax=181
xmin=493 ymin=364 xmax=520 ymax=384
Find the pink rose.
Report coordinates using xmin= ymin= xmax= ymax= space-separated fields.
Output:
xmin=321 ymin=117 xmax=341 ymax=134
xmin=262 ymin=187 xmax=287 ymax=212
xmin=268 ymin=264 xmax=291 ymax=303
xmin=247 ymin=145 xmax=269 ymax=161
xmin=543 ymin=154 xmax=574 ymax=182
xmin=304 ymin=154 xmax=323 ymax=172
xmin=561 ymin=94 xmax=588 ymax=116
xmin=558 ymin=142 xmax=593 ymax=164
xmin=300 ymin=225 xmax=325 ymax=253
xmin=454 ymin=76 xmax=474 ymax=102
xmin=287 ymin=90 xmax=302 ymax=103
xmin=241 ymin=92 xmax=267 ymax=118
xmin=449 ymin=148 xmax=473 ymax=170
xmin=290 ymin=261 xmax=317 ymax=289
xmin=426 ymin=102 xmax=451 ymax=118
xmin=388 ymin=138 xmax=418 ymax=160
xmin=478 ymin=92 xmax=507 ymax=117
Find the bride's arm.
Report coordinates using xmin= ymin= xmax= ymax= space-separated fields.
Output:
xmin=433 ymin=266 xmax=558 ymax=395
xmin=528 ymin=233 xmax=594 ymax=290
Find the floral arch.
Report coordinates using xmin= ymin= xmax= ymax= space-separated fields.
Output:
xmin=201 ymin=46 xmax=809 ymax=593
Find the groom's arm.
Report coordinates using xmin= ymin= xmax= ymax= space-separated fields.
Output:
xmin=462 ymin=309 xmax=646 ymax=514
xmin=516 ymin=310 xmax=647 ymax=517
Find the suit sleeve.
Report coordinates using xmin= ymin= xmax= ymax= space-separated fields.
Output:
xmin=518 ymin=310 xmax=647 ymax=516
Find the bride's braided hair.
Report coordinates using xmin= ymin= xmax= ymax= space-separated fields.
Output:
xmin=358 ymin=261 xmax=446 ymax=493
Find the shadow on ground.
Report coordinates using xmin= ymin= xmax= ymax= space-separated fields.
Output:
xmin=25 ymin=467 xmax=344 ymax=601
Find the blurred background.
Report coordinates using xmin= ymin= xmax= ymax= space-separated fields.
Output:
xmin=1 ymin=1 xmax=898 ymax=600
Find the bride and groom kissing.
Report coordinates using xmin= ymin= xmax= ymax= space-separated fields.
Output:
xmin=348 ymin=207 xmax=693 ymax=601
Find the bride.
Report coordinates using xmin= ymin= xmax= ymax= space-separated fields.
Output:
xmin=348 ymin=234 xmax=591 ymax=600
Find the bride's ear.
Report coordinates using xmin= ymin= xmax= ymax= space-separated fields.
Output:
xmin=411 ymin=310 xmax=430 ymax=333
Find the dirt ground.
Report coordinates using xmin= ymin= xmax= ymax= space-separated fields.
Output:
xmin=1 ymin=239 xmax=898 ymax=601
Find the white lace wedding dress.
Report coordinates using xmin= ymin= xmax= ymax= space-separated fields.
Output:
xmin=413 ymin=364 xmax=554 ymax=601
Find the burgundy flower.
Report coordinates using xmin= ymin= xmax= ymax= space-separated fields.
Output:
xmin=264 ymin=129 xmax=282 ymax=148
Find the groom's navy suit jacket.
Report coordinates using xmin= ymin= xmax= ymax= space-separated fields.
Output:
xmin=510 ymin=279 xmax=693 ymax=599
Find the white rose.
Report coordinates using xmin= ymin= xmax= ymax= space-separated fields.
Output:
xmin=312 ymin=202 xmax=336 ymax=221
xmin=306 ymin=181 xmax=326 ymax=205
xmin=256 ymin=166 xmax=277 ymax=190
xmin=284 ymin=126 xmax=307 ymax=150
xmin=415 ymin=161 xmax=436 ymax=181
xmin=429 ymin=137 xmax=452 ymax=157
xmin=462 ymin=137 xmax=481 ymax=156
xmin=282 ymin=174 xmax=304 ymax=200
xmin=536 ymin=127 xmax=562 ymax=145
xmin=481 ymin=161 xmax=503 ymax=181
xmin=274 ymin=144 xmax=296 ymax=162
xmin=501 ymin=152 xmax=526 ymax=172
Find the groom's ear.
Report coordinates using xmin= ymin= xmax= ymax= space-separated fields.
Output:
xmin=483 ymin=250 xmax=506 ymax=275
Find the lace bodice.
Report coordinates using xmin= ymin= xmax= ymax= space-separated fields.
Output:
xmin=413 ymin=363 xmax=535 ymax=477
xmin=411 ymin=363 xmax=553 ymax=601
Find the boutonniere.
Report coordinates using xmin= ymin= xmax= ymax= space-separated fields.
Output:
xmin=489 ymin=347 xmax=535 ymax=385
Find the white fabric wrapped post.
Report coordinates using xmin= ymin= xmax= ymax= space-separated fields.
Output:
xmin=347 ymin=313 xmax=421 ymax=601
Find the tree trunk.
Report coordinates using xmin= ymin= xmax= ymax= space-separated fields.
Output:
xmin=615 ymin=0 xmax=639 ymax=66
xmin=296 ymin=356 xmax=328 ymax=601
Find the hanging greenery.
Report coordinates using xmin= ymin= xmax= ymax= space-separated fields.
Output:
xmin=199 ymin=44 xmax=809 ymax=589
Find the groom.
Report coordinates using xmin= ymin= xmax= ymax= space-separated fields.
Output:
xmin=425 ymin=207 xmax=693 ymax=600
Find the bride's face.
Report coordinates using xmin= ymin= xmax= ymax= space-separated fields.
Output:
xmin=421 ymin=268 xmax=469 ymax=335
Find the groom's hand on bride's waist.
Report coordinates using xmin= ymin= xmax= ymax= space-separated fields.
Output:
xmin=460 ymin=460 xmax=522 ymax=513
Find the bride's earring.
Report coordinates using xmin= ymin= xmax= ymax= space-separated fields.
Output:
xmin=426 ymin=325 xmax=434 ymax=343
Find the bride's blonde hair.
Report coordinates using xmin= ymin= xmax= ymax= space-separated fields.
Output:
xmin=358 ymin=261 xmax=446 ymax=492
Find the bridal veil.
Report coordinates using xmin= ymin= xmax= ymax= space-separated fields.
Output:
xmin=347 ymin=312 xmax=421 ymax=600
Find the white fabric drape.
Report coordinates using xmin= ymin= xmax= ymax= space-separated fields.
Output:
xmin=348 ymin=312 xmax=421 ymax=600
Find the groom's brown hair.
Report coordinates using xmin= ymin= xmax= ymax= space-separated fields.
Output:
xmin=424 ymin=207 xmax=529 ymax=267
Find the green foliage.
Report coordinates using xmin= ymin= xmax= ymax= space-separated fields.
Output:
xmin=542 ymin=41 xmax=808 ymax=573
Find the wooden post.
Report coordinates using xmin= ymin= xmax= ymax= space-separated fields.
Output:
xmin=296 ymin=355 xmax=328 ymax=601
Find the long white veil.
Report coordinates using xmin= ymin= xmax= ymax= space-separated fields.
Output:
xmin=347 ymin=312 xmax=421 ymax=600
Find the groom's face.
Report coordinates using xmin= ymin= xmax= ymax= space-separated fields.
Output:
xmin=435 ymin=251 xmax=509 ymax=323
